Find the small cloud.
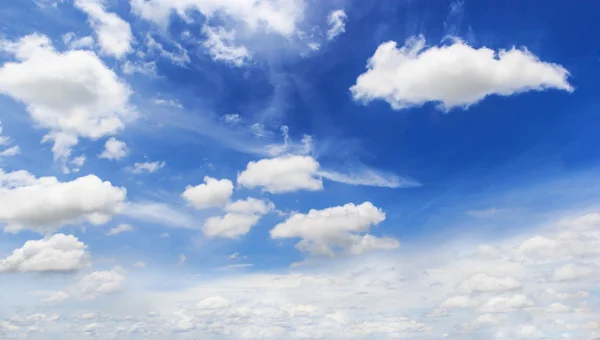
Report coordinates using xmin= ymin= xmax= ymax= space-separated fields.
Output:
xmin=130 ymin=161 xmax=166 ymax=174
xmin=327 ymin=10 xmax=347 ymax=40
xmin=99 ymin=138 xmax=128 ymax=160
xmin=216 ymin=263 xmax=253 ymax=272
xmin=178 ymin=253 xmax=186 ymax=265
xmin=222 ymin=113 xmax=242 ymax=125
xmin=106 ymin=223 xmax=133 ymax=236
xmin=134 ymin=262 xmax=147 ymax=268
xmin=154 ymin=99 xmax=183 ymax=108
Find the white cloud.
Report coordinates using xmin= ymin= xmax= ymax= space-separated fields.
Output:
xmin=123 ymin=202 xmax=195 ymax=229
xmin=350 ymin=36 xmax=573 ymax=111
xmin=516 ymin=324 xmax=544 ymax=339
xmin=99 ymin=137 xmax=128 ymax=160
xmin=439 ymin=295 xmax=479 ymax=309
xmin=0 ymin=169 xmax=126 ymax=233
xmin=225 ymin=197 xmax=274 ymax=215
xmin=70 ymin=155 xmax=86 ymax=168
xmin=552 ymin=263 xmax=598 ymax=282
xmin=74 ymin=0 xmax=133 ymax=58
xmin=130 ymin=161 xmax=166 ymax=174
xmin=196 ymin=296 xmax=230 ymax=310
xmin=62 ymin=32 xmax=95 ymax=49
xmin=42 ymin=291 xmax=70 ymax=303
xmin=153 ymin=98 xmax=182 ymax=108
xmin=222 ymin=113 xmax=241 ymax=124
xmin=106 ymin=223 xmax=133 ymax=236
xmin=146 ymin=33 xmax=190 ymax=65
xmin=0 ymin=234 xmax=90 ymax=273
xmin=202 ymin=25 xmax=250 ymax=67
xmin=78 ymin=267 xmax=126 ymax=298
xmin=134 ymin=262 xmax=147 ymax=268
xmin=545 ymin=302 xmax=571 ymax=314
xmin=182 ymin=176 xmax=233 ymax=210
xmin=319 ymin=168 xmax=420 ymax=188
xmin=270 ymin=202 xmax=397 ymax=256
xmin=237 ymin=155 xmax=322 ymax=193
xmin=457 ymin=273 xmax=522 ymax=294
xmin=0 ymin=121 xmax=11 ymax=145
xmin=0 ymin=34 xmax=134 ymax=160
xmin=0 ymin=145 xmax=20 ymax=157
xmin=480 ymin=294 xmax=535 ymax=313
xmin=203 ymin=213 xmax=261 ymax=238
xmin=130 ymin=0 xmax=306 ymax=37
xmin=326 ymin=10 xmax=347 ymax=40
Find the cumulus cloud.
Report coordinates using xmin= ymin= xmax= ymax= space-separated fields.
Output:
xmin=196 ymin=296 xmax=230 ymax=310
xmin=74 ymin=0 xmax=133 ymax=58
xmin=456 ymin=273 xmax=522 ymax=294
xmin=552 ymin=263 xmax=598 ymax=282
xmin=270 ymin=202 xmax=398 ymax=256
xmin=238 ymin=155 xmax=412 ymax=193
xmin=99 ymin=138 xmax=128 ymax=160
xmin=203 ymin=198 xmax=274 ymax=238
xmin=203 ymin=213 xmax=261 ymax=239
xmin=479 ymin=294 xmax=535 ymax=313
xmin=0 ymin=145 xmax=20 ymax=157
xmin=0 ymin=234 xmax=90 ymax=273
xmin=77 ymin=267 xmax=126 ymax=298
xmin=130 ymin=0 xmax=306 ymax=37
xmin=0 ymin=34 xmax=134 ymax=160
xmin=202 ymin=25 xmax=250 ymax=66
xmin=225 ymin=197 xmax=274 ymax=215
xmin=42 ymin=291 xmax=70 ymax=303
xmin=182 ymin=176 xmax=233 ymax=210
xmin=350 ymin=36 xmax=573 ymax=111
xmin=237 ymin=155 xmax=322 ymax=193
xmin=0 ymin=169 xmax=126 ymax=233
xmin=326 ymin=10 xmax=347 ymax=40
xmin=62 ymin=32 xmax=95 ymax=49
xmin=106 ymin=223 xmax=133 ymax=236
xmin=130 ymin=161 xmax=165 ymax=174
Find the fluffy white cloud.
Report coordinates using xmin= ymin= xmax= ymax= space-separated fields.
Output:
xmin=552 ymin=263 xmax=598 ymax=282
xmin=225 ymin=197 xmax=274 ymax=215
xmin=516 ymin=324 xmax=544 ymax=339
xmin=0 ymin=34 xmax=134 ymax=160
xmin=74 ymin=0 xmax=133 ymax=58
xmin=182 ymin=176 xmax=233 ymax=210
xmin=203 ymin=198 xmax=274 ymax=238
xmin=99 ymin=138 xmax=128 ymax=160
xmin=0 ymin=169 xmax=126 ymax=233
xmin=130 ymin=0 xmax=306 ymax=37
xmin=196 ymin=296 xmax=230 ymax=310
xmin=480 ymin=294 xmax=535 ymax=313
xmin=238 ymin=155 xmax=322 ymax=193
xmin=203 ymin=213 xmax=261 ymax=238
xmin=202 ymin=25 xmax=250 ymax=66
xmin=78 ymin=267 xmax=125 ymax=298
xmin=62 ymin=32 xmax=95 ymax=49
xmin=545 ymin=302 xmax=571 ymax=314
xmin=0 ymin=234 xmax=90 ymax=273
xmin=106 ymin=223 xmax=133 ymax=236
xmin=350 ymin=36 xmax=573 ymax=111
xmin=457 ymin=273 xmax=522 ymax=294
xmin=439 ymin=295 xmax=479 ymax=309
xmin=270 ymin=202 xmax=397 ymax=256
xmin=238 ymin=155 xmax=412 ymax=193
xmin=0 ymin=145 xmax=20 ymax=157
xmin=326 ymin=9 xmax=347 ymax=40
xmin=43 ymin=291 xmax=70 ymax=303
xmin=130 ymin=161 xmax=165 ymax=174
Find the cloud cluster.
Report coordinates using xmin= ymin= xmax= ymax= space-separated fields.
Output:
xmin=0 ymin=34 xmax=134 ymax=160
xmin=0 ymin=169 xmax=126 ymax=233
xmin=0 ymin=234 xmax=90 ymax=273
xmin=271 ymin=201 xmax=398 ymax=256
xmin=351 ymin=36 xmax=573 ymax=110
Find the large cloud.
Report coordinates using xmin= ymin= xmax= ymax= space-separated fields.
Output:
xmin=74 ymin=0 xmax=133 ymax=58
xmin=270 ymin=202 xmax=398 ymax=256
xmin=351 ymin=36 xmax=573 ymax=111
xmin=0 ymin=34 xmax=134 ymax=160
xmin=0 ymin=234 xmax=90 ymax=273
xmin=237 ymin=155 xmax=416 ymax=193
xmin=182 ymin=176 xmax=233 ymax=210
xmin=237 ymin=155 xmax=322 ymax=193
xmin=0 ymin=169 xmax=126 ymax=233
xmin=130 ymin=0 xmax=305 ymax=37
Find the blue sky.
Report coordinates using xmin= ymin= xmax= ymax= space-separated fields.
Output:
xmin=1 ymin=0 xmax=600 ymax=339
